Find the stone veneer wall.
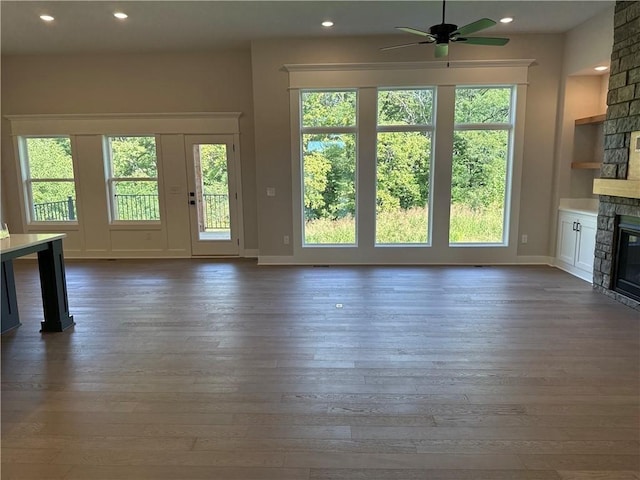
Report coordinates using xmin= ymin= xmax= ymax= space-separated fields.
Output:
xmin=593 ymin=1 xmax=640 ymax=310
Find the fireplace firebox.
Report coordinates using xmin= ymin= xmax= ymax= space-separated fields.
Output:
xmin=613 ymin=215 xmax=640 ymax=302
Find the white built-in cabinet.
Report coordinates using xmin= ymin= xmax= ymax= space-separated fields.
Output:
xmin=555 ymin=207 xmax=597 ymax=282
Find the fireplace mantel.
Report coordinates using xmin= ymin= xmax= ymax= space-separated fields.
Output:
xmin=593 ymin=179 xmax=640 ymax=199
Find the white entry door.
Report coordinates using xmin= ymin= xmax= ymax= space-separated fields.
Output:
xmin=185 ymin=134 xmax=242 ymax=256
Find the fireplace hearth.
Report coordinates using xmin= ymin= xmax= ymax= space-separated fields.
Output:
xmin=613 ymin=216 xmax=640 ymax=302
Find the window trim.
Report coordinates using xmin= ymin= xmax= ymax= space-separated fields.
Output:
xmin=299 ymin=89 xmax=359 ymax=247
xmin=375 ymin=87 xmax=436 ymax=246
xmin=450 ymin=85 xmax=516 ymax=246
xmin=288 ymin=62 xmax=530 ymax=265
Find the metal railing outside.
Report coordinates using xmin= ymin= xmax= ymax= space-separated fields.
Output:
xmin=33 ymin=196 xmax=76 ymax=221
xmin=203 ymin=193 xmax=229 ymax=229
xmin=33 ymin=193 xmax=229 ymax=226
xmin=114 ymin=194 xmax=160 ymax=220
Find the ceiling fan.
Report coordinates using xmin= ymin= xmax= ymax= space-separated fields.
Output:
xmin=381 ymin=0 xmax=509 ymax=58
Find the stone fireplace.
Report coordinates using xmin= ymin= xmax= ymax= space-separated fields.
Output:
xmin=593 ymin=1 xmax=640 ymax=310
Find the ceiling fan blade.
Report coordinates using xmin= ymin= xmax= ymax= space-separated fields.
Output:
xmin=435 ymin=43 xmax=449 ymax=58
xmin=380 ymin=41 xmax=433 ymax=51
xmin=451 ymin=18 xmax=496 ymax=37
xmin=455 ymin=36 xmax=510 ymax=46
xmin=396 ymin=26 xmax=434 ymax=38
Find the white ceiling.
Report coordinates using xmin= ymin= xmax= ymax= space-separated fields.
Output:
xmin=1 ymin=1 xmax=614 ymax=55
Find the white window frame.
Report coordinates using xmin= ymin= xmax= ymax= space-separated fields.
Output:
xmin=450 ymin=85 xmax=516 ymax=247
xmin=18 ymin=135 xmax=79 ymax=225
xmin=375 ymin=87 xmax=436 ymax=246
xmin=287 ymin=60 xmax=531 ymax=265
xmin=299 ymin=89 xmax=359 ymax=247
xmin=103 ymin=135 xmax=161 ymax=224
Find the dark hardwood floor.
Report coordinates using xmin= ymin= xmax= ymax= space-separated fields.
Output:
xmin=1 ymin=259 xmax=639 ymax=480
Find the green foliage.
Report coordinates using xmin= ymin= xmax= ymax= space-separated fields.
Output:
xmin=108 ymin=136 xmax=159 ymax=220
xmin=305 ymin=215 xmax=356 ymax=244
xmin=302 ymin=91 xmax=356 ymax=127
xmin=25 ymin=138 xmax=76 ymax=215
xmin=376 ymin=207 xmax=428 ymax=244
xmin=455 ymin=87 xmax=512 ymax=124
xmin=305 ymin=205 xmax=503 ymax=244
xmin=377 ymin=132 xmax=430 ymax=211
xmin=199 ymin=144 xmax=228 ymax=195
xmin=109 ymin=136 xmax=158 ymax=178
xmin=301 ymin=87 xmax=512 ymax=244
xmin=378 ymin=89 xmax=433 ymax=125
xmin=26 ymin=137 xmax=74 ymax=179
xmin=303 ymin=133 xmax=356 ymax=221
xmin=449 ymin=203 xmax=504 ymax=243
xmin=451 ymin=130 xmax=508 ymax=210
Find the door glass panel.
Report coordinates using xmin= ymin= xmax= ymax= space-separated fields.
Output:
xmin=193 ymin=143 xmax=231 ymax=241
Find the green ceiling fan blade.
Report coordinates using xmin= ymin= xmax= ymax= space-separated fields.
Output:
xmin=435 ymin=43 xmax=449 ymax=58
xmin=380 ymin=41 xmax=433 ymax=51
xmin=456 ymin=37 xmax=510 ymax=46
xmin=396 ymin=27 xmax=435 ymax=39
xmin=451 ymin=18 xmax=496 ymax=37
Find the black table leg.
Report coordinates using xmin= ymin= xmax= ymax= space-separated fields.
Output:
xmin=37 ymin=239 xmax=74 ymax=332
xmin=1 ymin=259 xmax=21 ymax=333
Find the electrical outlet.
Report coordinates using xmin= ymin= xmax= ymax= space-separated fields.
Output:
xmin=521 ymin=234 xmax=528 ymax=244
xmin=283 ymin=235 xmax=290 ymax=245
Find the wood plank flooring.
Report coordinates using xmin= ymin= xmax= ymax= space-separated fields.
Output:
xmin=1 ymin=259 xmax=639 ymax=480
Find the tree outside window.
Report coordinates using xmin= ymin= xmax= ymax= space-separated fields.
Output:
xmin=450 ymin=87 xmax=513 ymax=244
xmin=105 ymin=136 xmax=160 ymax=221
xmin=301 ymin=91 xmax=357 ymax=245
xmin=376 ymin=89 xmax=434 ymax=244
xmin=21 ymin=136 xmax=78 ymax=222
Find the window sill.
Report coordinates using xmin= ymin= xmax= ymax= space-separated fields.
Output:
xmin=109 ymin=222 xmax=162 ymax=231
xmin=26 ymin=223 xmax=80 ymax=231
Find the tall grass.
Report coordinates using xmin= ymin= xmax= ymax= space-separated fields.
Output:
xmin=305 ymin=216 xmax=356 ymax=244
xmin=304 ymin=205 xmax=504 ymax=245
xmin=449 ymin=203 xmax=504 ymax=243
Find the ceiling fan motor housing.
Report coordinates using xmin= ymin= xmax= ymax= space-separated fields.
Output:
xmin=429 ymin=23 xmax=458 ymax=43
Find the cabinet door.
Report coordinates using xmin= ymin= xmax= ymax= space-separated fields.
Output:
xmin=575 ymin=215 xmax=597 ymax=273
xmin=557 ymin=213 xmax=577 ymax=266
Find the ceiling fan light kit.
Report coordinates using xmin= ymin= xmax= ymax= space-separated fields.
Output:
xmin=382 ymin=0 xmax=509 ymax=57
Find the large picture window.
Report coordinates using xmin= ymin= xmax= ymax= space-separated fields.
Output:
xmin=20 ymin=136 xmax=78 ymax=222
xmin=104 ymin=135 xmax=160 ymax=222
xmin=450 ymin=86 xmax=514 ymax=244
xmin=301 ymin=90 xmax=357 ymax=245
xmin=376 ymin=89 xmax=434 ymax=244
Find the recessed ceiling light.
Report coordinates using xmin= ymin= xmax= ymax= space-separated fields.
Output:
xmin=594 ymin=66 xmax=608 ymax=71
xmin=322 ymin=20 xmax=334 ymax=27
xmin=40 ymin=14 xmax=55 ymax=22
xmin=500 ymin=17 xmax=514 ymax=24
xmin=114 ymin=12 xmax=128 ymax=19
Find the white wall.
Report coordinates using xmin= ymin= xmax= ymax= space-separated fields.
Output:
xmin=563 ymin=5 xmax=614 ymax=76
xmin=547 ymin=6 xmax=613 ymax=253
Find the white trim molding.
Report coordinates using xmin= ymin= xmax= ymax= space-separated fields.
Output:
xmin=284 ymin=60 xmax=535 ymax=89
xmin=5 ymin=112 xmax=242 ymax=136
